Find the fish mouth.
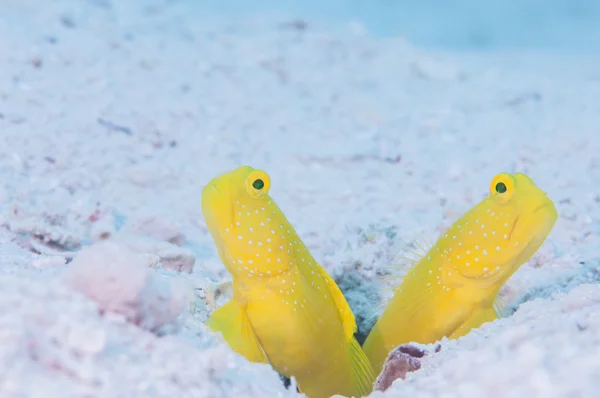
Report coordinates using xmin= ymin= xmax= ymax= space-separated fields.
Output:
xmin=508 ymin=202 xmax=554 ymax=240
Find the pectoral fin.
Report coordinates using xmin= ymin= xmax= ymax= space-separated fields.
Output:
xmin=206 ymin=299 xmax=268 ymax=364
xmin=448 ymin=306 xmax=498 ymax=339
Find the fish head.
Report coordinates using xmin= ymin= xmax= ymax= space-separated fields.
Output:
xmin=486 ymin=172 xmax=557 ymax=256
xmin=201 ymin=166 xmax=295 ymax=280
xmin=443 ymin=172 xmax=557 ymax=281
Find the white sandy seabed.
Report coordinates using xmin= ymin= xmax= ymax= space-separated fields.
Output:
xmin=1 ymin=1 xmax=600 ymax=397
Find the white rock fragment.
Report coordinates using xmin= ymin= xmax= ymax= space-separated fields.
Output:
xmin=139 ymin=275 xmax=191 ymax=332
xmin=89 ymin=217 xmax=117 ymax=242
xmin=48 ymin=316 xmax=107 ymax=357
xmin=7 ymin=215 xmax=81 ymax=251
xmin=115 ymin=233 xmax=195 ymax=273
xmin=127 ymin=164 xmax=159 ymax=187
xmin=63 ymin=240 xmax=188 ymax=331
xmin=121 ymin=215 xmax=185 ymax=246
xmin=160 ymin=251 xmax=195 ymax=273
xmin=64 ymin=240 xmax=149 ymax=319
xmin=140 ymin=252 xmax=162 ymax=269
xmin=32 ymin=255 xmax=67 ymax=269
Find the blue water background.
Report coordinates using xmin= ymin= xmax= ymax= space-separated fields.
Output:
xmin=186 ymin=0 xmax=600 ymax=52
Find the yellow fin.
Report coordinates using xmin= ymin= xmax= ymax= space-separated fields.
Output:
xmin=447 ymin=284 xmax=520 ymax=340
xmin=366 ymin=236 xmax=435 ymax=326
xmin=206 ymin=299 xmax=268 ymax=364
xmin=382 ymin=237 xmax=433 ymax=280
xmin=448 ymin=306 xmax=498 ymax=339
xmin=315 ymin=267 xmax=376 ymax=394
xmin=317 ymin=266 xmax=357 ymax=340
xmin=349 ymin=338 xmax=376 ymax=397
xmin=494 ymin=285 xmax=518 ymax=318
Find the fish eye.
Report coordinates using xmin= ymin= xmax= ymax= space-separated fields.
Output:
xmin=252 ymin=179 xmax=264 ymax=190
xmin=495 ymin=182 xmax=507 ymax=194
xmin=245 ymin=169 xmax=270 ymax=198
xmin=490 ymin=173 xmax=515 ymax=203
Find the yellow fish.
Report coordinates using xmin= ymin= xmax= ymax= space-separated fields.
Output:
xmin=201 ymin=166 xmax=375 ymax=398
xmin=363 ymin=172 xmax=558 ymax=374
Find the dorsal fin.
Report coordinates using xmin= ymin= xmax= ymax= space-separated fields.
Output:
xmin=316 ymin=266 xmax=376 ymax=395
xmin=317 ymin=265 xmax=358 ymax=340
xmin=365 ymin=236 xmax=436 ymax=326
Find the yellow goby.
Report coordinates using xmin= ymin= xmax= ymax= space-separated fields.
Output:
xmin=363 ymin=172 xmax=558 ymax=374
xmin=201 ymin=166 xmax=375 ymax=398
